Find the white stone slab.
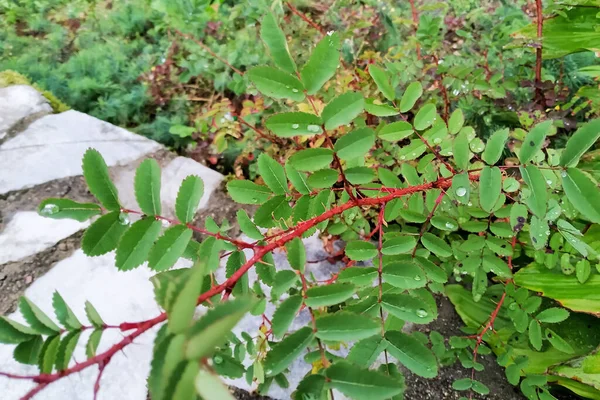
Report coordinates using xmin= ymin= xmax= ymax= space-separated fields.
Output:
xmin=0 ymin=110 xmax=161 ymax=194
xmin=0 ymin=85 xmax=52 ymax=140
xmin=0 ymin=212 xmax=89 ymax=265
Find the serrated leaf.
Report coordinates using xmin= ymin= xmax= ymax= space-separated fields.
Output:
xmin=258 ymin=154 xmax=288 ymax=195
xmin=175 ymin=175 xmax=204 ymax=223
xmin=135 ymin=158 xmax=161 ymax=216
xmin=39 ymin=335 xmax=60 ymax=374
xmin=536 ymin=308 xmax=570 ymax=323
xmin=13 ymin=335 xmax=43 ymax=365
xmin=260 ymin=13 xmax=296 ymax=74
xmin=265 ymin=327 xmax=315 ymax=377
xmin=185 ymin=296 xmax=255 ymax=359
xmin=385 ymin=330 xmax=438 ymax=378
xmin=285 ymin=162 xmax=311 ymax=194
xmin=37 ymin=198 xmax=101 ymax=222
xmin=326 ymin=361 xmax=404 ymax=400
xmin=81 ymin=211 xmax=129 ymax=256
xmin=195 ymin=367 xmax=236 ymax=400
xmin=413 ymin=104 xmax=437 ymax=131
xmin=315 ymin=312 xmax=380 ymax=341
xmin=482 ymin=128 xmax=509 ymax=165
xmin=369 ymin=65 xmax=395 ymax=101
xmin=479 ymin=166 xmax=501 ymax=213
xmin=148 ymin=225 xmax=193 ymax=271
xmin=82 ymin=149 xmax=120 ymax=210
xmin=383 ymin=262 xmax=427 ymax=289
xmin=322 ymin=92 xmax=364 ymax=130
xmin=86 ymin=329 xmax=102 ymax=358
xmin=519 ymin=120 xmax=553 ymax=164
xmin=272 ymin=295 xmax=303 ymax=338
xmin=0 ymin=317 xmax=36 ymax=344
xmin=345 ymin=240 xmax=377 ymax=261
xmin=305 ymin=283 xmax=356 ymax=308
xmin=300 ymin=33 xmax=340 ymax=94
xmin=294 ymin=374 xmax=327 ymax=400
xmin=562 ymin=168 xmax=600 ymax=223
xmin=307 ymin=168 xmax=338 ymax=189
xmin=19 ymin=297 xmax=60 ymax=335
xmin=378 ymin=121 xmax=413 ymax=142
xmin=289 ymin=148 xmax=334 ymax=172
xmin=168 ymin=258 xmax=207 ymax=334
xmin=334 ymin=127 xmax=376 ymax=160
xmin=347 ymin=335 xmax=388 ymax=367
xmin=236 ymin=210 xmax=263 ymax=240
xmin=85 ymin=301 xmax=105 ymax=328
xmin=381 ymin=236 xmax=417 ymax=255
xmin=55 ymin=330 xmax=81 ymax=371
xmin=399 ymin=82 xmax=423 ymax=113
xmin=115 ymin=218 xmax=162 ymax=271
xmin=247 ymin=66 xmax=304 ymax=101
xmin=227 ymin=180 xmax=272 ymax=205
xmin=52 ymin=291 xmax=82 ymax=330
xmin=266 ymin=112 xmax=323 ymax=137
xmin=421 ymin=233 xmax=452 ymax=257
xmin=286 ymin=237 xmax=306 ymax=272
xmin=560 ymin=119 xmax=600 ymax=166
xmin=448 ymin=109 xmax=465 ymax=134
xmin=253 ymin=195 xmax=292 ymax=228
xmin=453 ymin=131 xmax=470 ymax=170
xmin=520 ymin=165 xmax=547 ymax=217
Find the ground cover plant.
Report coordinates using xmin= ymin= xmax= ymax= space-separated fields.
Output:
xmin=1 ymin=1 xmax=600 ymax=400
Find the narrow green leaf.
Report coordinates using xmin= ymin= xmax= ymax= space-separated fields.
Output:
xmin=264 ymin=326 xmax=314 ymax=376
xmin=0 ymin=317 xmax=37 ymax=344
xmin=453 ymin=131 xmax=470 ymax=170
xmin=195 ymin=367 xmax=236 ymax=400
xmin=519 ymin=120 xmax=553 ymax=164
xmin=168 ymin=259 xmax=207 ymax=334
xmin=448 ymin=109 xmax=464 ymax=135
xmin=13 ymin=336 xmax=43 ymax=365
xmin=545 ymin=329 xmax=574 ymax=354
xmin=85 ymin=301 xmax=105 ymax=328
xmin=258 ymin=154 xmax=288 ymax=195
xmin=260 ymin=13 xmax=296 ymax=74
xmin=413 ymin=104 xmax=437 ymax=131
xmin=285 ymin=162 xmax=311 ymax=194
xmin=385 ymin=330 xmax=438 ymax=378
xmin=345 ymin=240 xmax=377 ymax=261
xmin=322 ymin=92 xmax=364 ymax=130
xmin=536 ymin=308 xmax=570 ymax=323
xmin=272 ymin=295 xmax=303 ymax=338
xmin=39 ymin=335 xmax=60 ymax=374
xmin=562 ymin=168 xmax=600 ymax=223
xmin=294 ymin=374 xmax=327 ymax=400
xmin=315 ymin=312 xmax=380 ymax=341
xmin=86 ymin=329 xmax=102 ymax=359
xmin=19 ymin=297 xmax=60 ymax=335
xmin=305 ymin=283 xmax=356 ymax=308
xmin=81 ymin=211 xmax=129 ymax=256
xmin=381 ymin=236 xmax=417 ymax=255
xmin=115 ymin=218 xmax=162 ymax=271
xmin=334 ymin=127 xmax=376 ymax=160
xmin=520 ymin=165 xmax=547 ymax=217
xmin=378 ymin=121 xmax=413 ymax=142
xmin=289 ymin=148 xmax=334 ymax=172
xmin=227 ymin=180 xmax=272 ymax=205
xmin=369 ymin=65 xmax=395 ymax=101
xmin=528 ymin=320 xmax=542 ymax=351
xmin=479 ymin=166 xmax=501 ymax=213
xmin=482 ymin=128 xmax=508 ymax=165
xmin=307 ymin=168 xmax=338 ymax=189
xmin=266 ymin=112 xmax=322 ymax=137
xmin=347 ymin=335 xmax=388 ymax=367
xmin=175 ymin=175 xmax=204 ymax=223
xmin=134 ymin=159 xmax=162 ymax=216
xmin=55 ymin=331 xmax=81 ymax=370
xmin=421 ymin=233 xmax=452 ymax=257
xmin=82 ymin=148 xmax=120 ymax=210
xmin=247 ymin=66 xmax=304 ymax=101
xmin=236 ymin=210 xmax=263 ymax=240
xmin=52 ymin=291 xmax=82 ymax=330
xmin=364 ymin=99 xmax=398 ymax=116
xmin=326 ymin=361 xmax=404 ymax=400
xmin=399 ymin=82 xmax=423 ymax=113
xmin=560 ymin=119 xmax=600 ymax=166
xmin=300 ymin=33 xmax=340 ymax=94
xmin=286 ymin=237 xmax=306 ymax=272
xmin=38 ymin=198 xmax=101 ymax=222
xmin=148 ymin=225 xmax=193 ymax=271
xmin=576 ymin=259 xmax=591 ymax=284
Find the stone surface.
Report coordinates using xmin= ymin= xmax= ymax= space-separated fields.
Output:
xmin=0 ymin=110 xmax=161 ymax=194
xmin=0 ymin=85 xmax=52 ymax=141
xmin=0 ymin=212 xmax=89 ymax=265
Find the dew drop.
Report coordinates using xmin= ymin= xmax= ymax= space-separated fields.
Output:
xmin=416 ymin=309 xmax=428 ymax=318
xmin=473 ymin=294 xmax=482 ymax=302
xmin=467 ymin=202 xmax=473 ymax=206
xmin=546 ymin=180 xmax=552 ymax=185
xmin=40 ymin=203 xmax=60 ymax=216
xmin=448 ymin=151 xmax=453 ymax=156
xmin=433 ymin=138 xmax=442 ymax=144
xmin=213 ymin=356 xmax=223 ymax=364
xmin=291 ymin=88 xmax=299 ymax=93
xmin=400 ymin=155 xmax=406 ymax=160
xmin=445 ymin=222 xmax=456 ymax=229
xmin=455 ymin=187 xmax=467 ymax=197
xmin=161 ymin=219 xmax=170 ymax=228
xmin=119 ymin=213 xmax=130 ymax=225
xmin=509 ymin=302 xmax=517 ymax=310
xmin=561 ymin=171 xmax=568 ymax=178
xmin=307 ymin=124 xmax=320 ymax=133
xmin=414 ymin=275 xmax=422 ymax=281
xmin=292 ymin=124 xmax=300 ymax=129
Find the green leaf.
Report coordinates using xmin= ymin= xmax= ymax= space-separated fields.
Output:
xmin=315 ymin=312 xmax=380 ymax=341
xmin=334 ymin=127 xmax=376 ymax=160
xmin=175 ymin=175 xmax=204 ymax=223
xmin=86 ymin=329 xmax=102 ymax=358
xmin=52 ymin=291 xmax=82 ymax=330
xmin=185 ymin=296 xmax=255 ymax=359
xmin=55 ymin=331 xmax=81 ymax=370
xmin=452 ymin=173 xmax=470 ymax=205
xmin=39 ymin=335 xmax=60 ymax=374
xmin=482 ymin=255 xmax=513 ymax=279
xmin=82 ymin=148 xmax=120 ymax=210
xmin=289 ymin=148 xmax=334 ymax=172
xmin=294 ymin=374 xmax=327 ymax=400
xmin=453 ymin=131 xmax=470 ymax=170
xmin=347 ymin=335 xmax=388 ymax=367
xmin=338 ymin=268 xmax=378 ymax=286
xmin=576 ymin=259 xmax=591 ymax=284
xmin=168 ymin=259 xmax=207 ymax=334
xmin=172 ymin=361 xmax=199 ymax=400
xmin=326 ymin=361 xmax=404 ymax=400
xmin=482 ymin=128 xmax=509 ymax=165
xmin=519 ymin=120 xmax=553 ymax=164
xmin=399 ymin=82 xmax=423 ymax=113
xmin=560 ymin=120 xmax=600 ymax=167
xmin=286 ymin=237 xmax=306 ymax=272
xmin=37 ymin=198 xmax=101 ymax=222
xmin=305 ymin=283 xmax=356 ymax=308
xmin=19 ymin=297 xmax=60 ymax=335
xmin=266 ymin=112 xmax=323 ymax=137
xmin=381 ymin=293 xmax=436 ymax=324
xmin=413 ymin=104 xmax=437 ymax=131
xmin=253 ymin=195 xmax=293 ymax=228
xmin=528 ymin=319 xmax=543 ymax=350
xmin=134 ymin=159 xmax=162 ymax=216
xmin=115 ymin=218 xmax=162 ymax=271
xmin=383 ymin=262 xmax=427 ymax=289
xmin=264 ymin=326 xmax=314 ymax=376
xmin=385 ymin=330 xmax=438 ymax=378
xmin=260 ymin=13 xmax=296 ymax=74
xmin=13 ymin=335 xmax=43 ymax=365
xmin=227 ymin=180 xmax=272 ymax=205
xmin=546 ymin=329 xmax=574 ymax=354
xmin=148 ymin=225 xmax=193 ymax=271
xmin=421 ymin=233 xmax=452 ymax=257
xmin=195 ymin=367 xmax=236 ymax=400
xmin=536 ymin=308 xmax=570 ymax=323
xmin=381 ymin=236 xmax=417 ymax=255
xmin=479 ymin=166 xmax=502 ymax=213
xmin=364 ymin=99 xmax=398 ymax=116
xmin=369 ymin=65 xmax=395 ymax=101
xmin=307 ymin=168 xmax=338 ymax=189
xmin=247 ymin=66 xmax=304 ymax=101
xmin=448 ymin=109 xmax=465 ymax=135
xmin=85 ymin=301 xmax=105 ymax=328
xmin=378 ymin=121 xmax=413 ymax=142
xmin=271 ymin=295 xmax=303 ymax=338
xmin=81 ymin=211 xmax=129 ymax=256
xmin=322 ymin=92 xmax=365 ymax=130
xmin=452 ymin=378 xmax=473 ymax=391
xmin=0 ymin=317 xmax=37 ymax=344
xmin=520 ymin=165 xmax=547 ymax=217
xmin=345 ymin=167 xmax=376 ymax=185
xmin=345 ymin=240 xmax=377 ymax=261
xmin=300 ymin=33 xmax=340 ymax=94
xmin=562 ymin=168 xmax=600 ymax=223
xmin=258 ymin=154 xmax=288 ymax=195
xmin=236 ymin=210 xmax=263 ymax=240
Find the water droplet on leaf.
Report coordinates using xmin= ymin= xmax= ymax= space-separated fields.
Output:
xmin=456 ymin=187 xmax=467 ymax=197
xmin=41 ymin=203 xmax=60 ymax=216
xmin=416 ymin=309 xmax=428 ymax=318
xmin=119 ymin=213 xmax=130 ymax=225
xmin=292 ymin=124 xmax=300 ymax=129
xmin=307 ymin=125 xmax=320 ymax=133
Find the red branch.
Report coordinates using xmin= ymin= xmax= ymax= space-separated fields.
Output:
xmin=409 ymin=0 xmax=421 ymax=59
xmin=285 ymin=2 xmax=326 ymax=35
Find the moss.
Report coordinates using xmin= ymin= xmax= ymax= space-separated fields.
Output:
xmin=0 ymin=70 xmax=70 ymax=113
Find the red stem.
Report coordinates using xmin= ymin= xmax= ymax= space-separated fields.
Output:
xmin=409 ymin=0 xmax=421 ymax=59
xmin=534 ymin=0 xmax=544 ymax=106
xmin=285 ymin=2 xmax=326 ymax=35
